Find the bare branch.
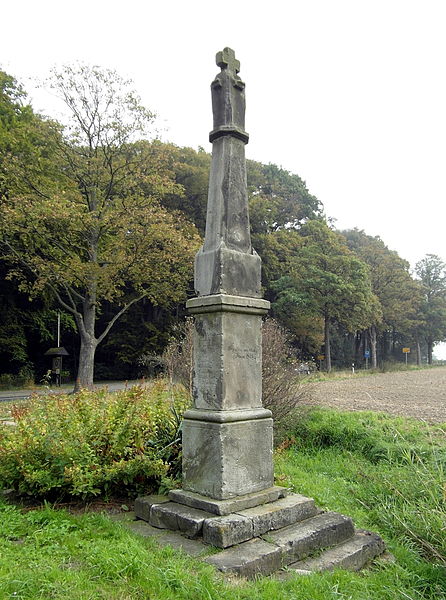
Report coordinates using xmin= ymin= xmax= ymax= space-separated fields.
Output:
xmin=96 ymin=293 xmax=147 ymax=345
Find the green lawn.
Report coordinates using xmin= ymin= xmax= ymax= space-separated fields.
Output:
xmin=1 ymin=408 xmax=445 ymax=600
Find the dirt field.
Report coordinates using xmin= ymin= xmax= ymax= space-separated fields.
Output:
xmin=306 ymin=366 xmax=446 ymax=423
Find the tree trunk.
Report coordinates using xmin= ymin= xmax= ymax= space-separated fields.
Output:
xmin=382 ymin=330 xmax=388 ymax=362
xmin=354 ymin=331 xmax=361 ymax=365
xmin=370 ymin=325 xmax=377 ymax=369
xmin=416 ymin=338 xmax=422 ymax=366
xmin=427 ymin=337 xmax=433 ymax=365
xmin=75 ymin=336 xmax=97 ymax=390
xmin=324 ymin=315 xmax=331 ymax=372
xmin=362 ymin=330 xmax=368 ymax=366
xmin=74 ymin=293 xmax=98 ymax=391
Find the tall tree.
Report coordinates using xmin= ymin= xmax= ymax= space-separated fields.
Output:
xmin=247 ymin=161 xmax=323 ymax=235
xmin=272 ymin=221 xmax=380 ymax=371
xmin=0 ymin=70 xmax=62 ymax=201
xmin=343 ymin=229 xmax=423 ymax=367
xmin=0 ymin=65 xmax=201 ymax=389
xmin=415 ymin=254 xmax=446 ymax=364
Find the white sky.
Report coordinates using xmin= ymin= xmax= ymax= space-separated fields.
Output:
xmin=2 ymin=0 xmax=446 ymax=357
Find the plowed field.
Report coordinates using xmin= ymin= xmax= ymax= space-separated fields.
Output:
xmin=306 ymin=367 xmax=446 ymax=423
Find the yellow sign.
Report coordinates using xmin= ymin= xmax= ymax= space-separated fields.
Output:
xmin=317 ymin=355 xmax=325 ymax=360
xmin=402 ymin=347 xmax=410 ymax=353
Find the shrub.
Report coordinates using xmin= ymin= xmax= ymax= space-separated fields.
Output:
xmin=161 ymin=317 xmax=194 ymax=395
xmin=0 ymin=365 xmax=34 ymax=389
xmin=261 ymin=318 xmax=307 ymax=426
xmin=0 ymin=374 xmax=14 ymax=389
xmin=0 ymin=381 xmax=190 ymax=499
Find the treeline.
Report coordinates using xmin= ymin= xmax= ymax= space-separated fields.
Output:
xmin=1 ymin=66 xmax=445 ymax=386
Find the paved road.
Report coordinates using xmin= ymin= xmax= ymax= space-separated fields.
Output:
xmin=0 ymin=380 xmax=149 ymax=402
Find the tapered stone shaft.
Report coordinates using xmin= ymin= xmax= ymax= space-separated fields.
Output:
xmin=195 ymin=47 xmax=261 ymax=298
xmin=183 ymin=48 xmax=273 ymax=500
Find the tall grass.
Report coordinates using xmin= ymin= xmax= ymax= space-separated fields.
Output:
xmin=276 ymin=409 xmax=446 ymax=569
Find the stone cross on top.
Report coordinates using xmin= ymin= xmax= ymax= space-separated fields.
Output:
xmin=216 ymin=47 xmax=240 ymax=76
xmin=210 ymin=47 xmax=247 ymax=143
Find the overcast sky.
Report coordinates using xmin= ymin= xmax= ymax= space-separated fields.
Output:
xmin=2 ymin=0 xmax=446 ymax=355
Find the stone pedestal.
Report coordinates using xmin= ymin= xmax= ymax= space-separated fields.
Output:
xmin=183 ymin=294 xmax=272 ymax=499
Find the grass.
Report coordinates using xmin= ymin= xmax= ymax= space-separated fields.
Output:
xmin=300 ymin=362 xmax=446 ymax=384
xmin=1 ymin=408 xmax=446 ymax=599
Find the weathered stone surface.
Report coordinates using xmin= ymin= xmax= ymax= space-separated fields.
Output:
xmin=134 ymin=495 xmax=169 ymax=522
xmin=205 ymin=538 xmax=282 ymax=578
xmin=187 ymin=305 xmax=266 ymax=412
xmin=237 ymin=494 xmax=318 ymax=537
xmin=149 ymin=502 xmax=214 ymax=539
xmin=288 ymin=530 xmax=386 ymax=573
xmin=182 ymin=407 xmax=272 ymax=424
xmin=128 ymin=519 xmax=174 ymax=538
xmin=195 ymin=48 xmax=256 ymax=299
xmin=266 ymin=512 xmax=355 ymax=564
xmin=186 ymin=294 xmax=270 ymax=315
xmin=211 ymin=47 xmax=247 ymax=142
xmin=203 ymin=514 xmax=253 ymax=548
xmin=169 ymin=486 xmax=288 ymax=516
xmin=195 ymin=234 xmax=261 ymax=298
xmin=182 ymin=417 xmax=274 ymax=499
xmin=179 ymin=48 xmax=274 ymax=502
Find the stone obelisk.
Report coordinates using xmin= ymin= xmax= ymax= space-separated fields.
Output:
xmin=181 ymin=48 xmax=273 ymax=500
xmin=135 ymin=51 xmax=386 ymax=575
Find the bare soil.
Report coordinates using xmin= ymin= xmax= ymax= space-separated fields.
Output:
xmin=306 ymin=367 xmax=446 ymax=424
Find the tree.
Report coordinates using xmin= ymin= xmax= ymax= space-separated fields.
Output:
xmin=0 ymin=65 xmax=201 ymax=389
xmin=415 ymin=254 xmax=446 ymax=364
xmin=159 ymin=144 xmax=211 ymax=236
xmin=0 ymin=71 xmax=62 ymax=202
xmin=272 ymin=221 xmax=380 ymax=371
xmin=343 ymin=229 xmax=423 ymax=367
xmin=247 ymin=161 xmax=323 ymax=235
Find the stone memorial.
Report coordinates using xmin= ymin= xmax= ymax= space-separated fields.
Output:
xmin=135 ymin=48 xmax=386 ymax=577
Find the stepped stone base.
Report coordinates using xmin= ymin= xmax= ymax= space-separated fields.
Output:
xmin=168 ymin=486 xmax=287 ymax=516
xmin=135 ymin=490 xmax=386 ymax=577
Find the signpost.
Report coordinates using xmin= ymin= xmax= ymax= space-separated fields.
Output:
xmin=402 ymin=347 xmax=410 ymax=365
xmin=364 ymin=349 xmax=370 ymax=369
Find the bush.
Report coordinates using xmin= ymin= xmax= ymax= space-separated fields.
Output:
xmin=261 ymin=318 xmax=307 ymax=426
xmin=161 ymin=317 xmax=194 ymax=395
xmin=0 ymin=373 xmax=14 ymax=389
xmin=0 ymin=365 xmax=34 ymax=389
xmin=0 ymin=381 xmax=190 ymax=499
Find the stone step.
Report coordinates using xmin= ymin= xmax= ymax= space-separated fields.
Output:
xmin=267 ymin=511 xmax=355 ymax=564
xmin=205 ymin=511 xmax=355 ymax=577
xmin=286 ymin=530 xmax=386 ymax=574
xmin=205 ymin=537 xmax=282 ymax=578
xmin=138 ymin=492 xmax=318 ymax=548
xmin=134 ymin=494 xmax=169 ymax=522
xmin=203 ymin=494 xmax=318 ymax=548
xmin=169 ymin=486 xmax=288 ymax=516
xmin=149 ymin=501 xmax=214 ymax=539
